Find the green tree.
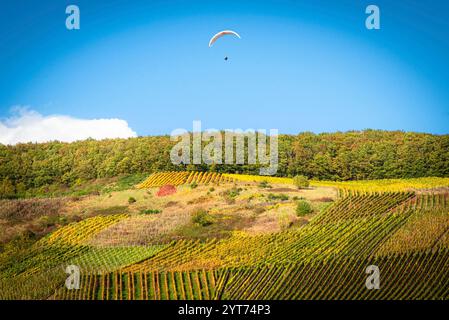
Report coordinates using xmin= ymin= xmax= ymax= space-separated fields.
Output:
xmin=0 ymin=177 xmax=15 ymax=199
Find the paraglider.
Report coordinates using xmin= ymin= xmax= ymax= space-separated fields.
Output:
xmin=208 ymin=30 xmax=241 ymax=47
xmin=209 ymin=30 xmax=240 ymax=61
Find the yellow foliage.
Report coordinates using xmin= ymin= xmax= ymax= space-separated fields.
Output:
xmin=39 ymin=214 xmax=128 ymax=246
xmin=136 ymin=171 xmax=234 ymax=188
xmin=313 ymin=177 xmax=449 ymax=192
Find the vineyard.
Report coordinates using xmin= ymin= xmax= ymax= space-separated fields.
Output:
xmin=120 ymin=192 xmax=420 ymax=271
xmin=136 ymin=171 xmax=234 ymax=188
xmin=52 ymin=269 xmax=222 ymax=300
xmin=222 ymin=174 xmax=293 ymax=185
xmin=1 ymin=176 xmax=448 ymax=300
xmin=139 ymin=172 xmax=449 ymax=193
xmin=312 ymin=177 xmax=449 ymax=193
xmin=219 ymin=249 xmax=448 ymax=300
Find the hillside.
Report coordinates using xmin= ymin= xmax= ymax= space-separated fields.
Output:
xmin=0 ymin=173 xmax=448 ymax=300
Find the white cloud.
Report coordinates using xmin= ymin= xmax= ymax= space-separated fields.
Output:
xmin=0 ymin=108 xmax=138 ymax=145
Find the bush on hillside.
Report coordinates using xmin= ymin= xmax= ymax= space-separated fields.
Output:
xmin=191 ymin=208 xmax=214 ymax=227
xmin=296 ymin=200 xmax=313 ymax=216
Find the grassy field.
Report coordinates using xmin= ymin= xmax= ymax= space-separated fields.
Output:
xmin=0 ymin=172 xmax=448 ymax=300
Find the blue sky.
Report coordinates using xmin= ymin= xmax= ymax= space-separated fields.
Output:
xmin=0 ymin=0 xmax=448 ymax=139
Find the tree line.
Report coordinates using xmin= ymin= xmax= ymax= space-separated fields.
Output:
xmin=0 ymin=130 xmax=448 ymax=198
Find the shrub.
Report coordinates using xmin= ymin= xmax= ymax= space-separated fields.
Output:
xmin=258 ymin=180 xmax=272 ymax=189
xmin=220 ymin=188 xmax=241 ymax=198
xmin=191 ymin=209 xmax=214 ymax=226
xmin=209 ymin=187 xmax=215 ymax=192
xmin=228 ymin=187 xmax=242 ymax=197
xmin=220 ymin=187 xmax=241 ymax=204
xmin=140 ymin=209 xmax=162 ymax=215
xmin=296 ymin=200 xmax=313 ymax=216
xmin=128 ymin=197 xmax=137 ymax=204
xmin=268 ymin=193 xmax=289 ymax=201
xmin=293 ymin=175 xmax=310 ymax=189
xmin=38 ymin=215 xmax=68 ymax=228
xmin=190 ymin=182 xmax=198 ymax=189
xmin=278 ymin=212 xmax=294 ymax=230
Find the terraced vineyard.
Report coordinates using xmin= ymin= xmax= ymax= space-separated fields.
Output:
xmin=54 ymin=247 xmax=449 ymax=300
xmin=121 ymin=213 xmax=413 ymax=271
xmin=0 ymin=214 xmax=134 ymax=299
xmin=70 ymin=246 xmax=168 ymax=274
xmin=41 ymin=214 xmax=129 ymax=246
xmin=53 ymin=269 xmax=222 ymax=300
xmin=137 ymin=171 xmax=234 ymax=188
xmin=220 ymin=249 xmax=448 ymax=300
xmin=311 ymin=192 xmax=414 ymax=224
xmin=222 ymin=173 xmax=294 ymax=185
xmin=313 ymin=177 xmax=449 ymax=193
xmin=136 ymin=172 xmax=449 ymax=192
xmin=1 ymin=185 xmax=448 ymax=300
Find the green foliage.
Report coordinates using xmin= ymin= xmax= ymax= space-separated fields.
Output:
xmin=220 ymin=187 xmax=242 ymax=204
xmin=296 ymin=200 xmax=313 ymax=216
xmin=103 ymin=173 xmax=147 ymax=193
xmin=227 ymin=187 xmax=242 ymax=198
xmin=1 ymin=131 xmax=449 ymax=198
xmin=258 ymin=180 xmax=272 ymax=189
xmin=267 ymin=193 xmax=289 ymax=201
xmin=140 ymin=209 xmax=162 ymax=215
xmin=70 ymin=245 xmax=166 ymax=273
xmin=0 ymin=177 xmax=15 ymax=199
xmin=293 ymin=175 xmax=310 ymax=189
xmin=38 ymin=215 xmax=68 ymax=229
xmin=128 ymin=197 xmax=137 ymax=204
xmin=190 ymin=181 xmax=198 ymax=189
xmin=191 ymin=209 xmax=214 ymax=227
xmin=209 ymin=187 xmax=215 ymax=192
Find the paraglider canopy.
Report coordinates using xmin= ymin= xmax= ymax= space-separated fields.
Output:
xmin=208 ymin=30 xmax=241 ymax=47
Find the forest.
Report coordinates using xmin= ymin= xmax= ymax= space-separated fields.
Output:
xmin=0 ymin=130 xmax=448 ymax=198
